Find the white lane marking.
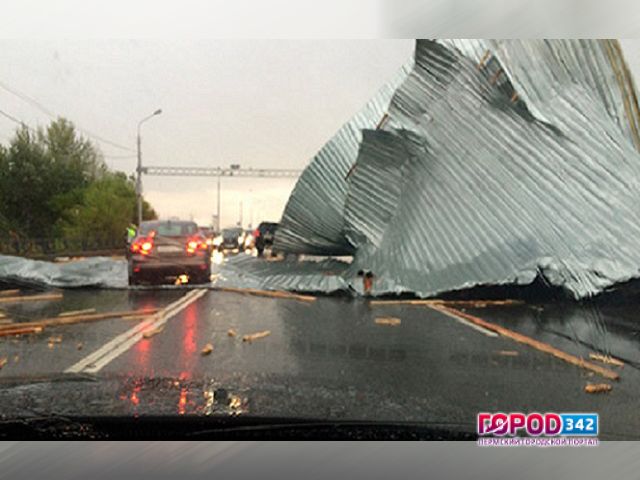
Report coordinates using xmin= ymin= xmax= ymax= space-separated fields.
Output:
xmin=65 ymin=288 xmax=208 ymax=374
xmin=66 ymin=288 xmax=202 ymax=372
xmin=428 ymin=305 xmax=498 ymax=337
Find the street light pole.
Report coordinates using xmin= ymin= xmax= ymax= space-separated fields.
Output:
xmin=216 ymin=174 xmax=221 ymax=232
xmin=136 ymin=133 xmax=142 ymax=226
xmin=136 ymin=108 xmax=162 ymax=226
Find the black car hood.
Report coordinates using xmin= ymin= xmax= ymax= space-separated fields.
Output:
xmin=0 ymin=372 xmax=476 ymax=439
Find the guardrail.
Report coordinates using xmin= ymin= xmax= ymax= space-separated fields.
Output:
xmin=0 ymin=237 xmax=126 ymax=259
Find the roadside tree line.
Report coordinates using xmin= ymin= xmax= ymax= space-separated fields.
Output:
xmin=0 ymin=118 xmax=156 ymax=256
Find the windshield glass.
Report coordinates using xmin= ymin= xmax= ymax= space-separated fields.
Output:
xmin=2 ymin=38 xmax=640 ymax=441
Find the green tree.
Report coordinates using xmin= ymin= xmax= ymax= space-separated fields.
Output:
xmin=56 ymin=172 xmax=157 ymax=245
xmin=0 ymin=118 xmax=157 ymax=254
xmin=0 ymin=119 xmax=106 ymax=238
xmin=0 ymin=126 xmax=53 ymax=237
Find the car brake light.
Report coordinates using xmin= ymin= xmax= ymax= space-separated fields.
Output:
xmin=186 ymin=236 xmax=208 ymax=254
xmin=131 ymin=237 xmax=154 ymax=255
xmin=253 ymin=229 xmax=260 ymax=238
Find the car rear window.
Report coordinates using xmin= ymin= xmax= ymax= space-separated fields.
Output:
xmin=140 ymin=222 xmax=198 ymax=236
xmin=222 ymin=228 xmax=243 ymax=237
xmin=260 ymin=223 xmax=278 ymax=233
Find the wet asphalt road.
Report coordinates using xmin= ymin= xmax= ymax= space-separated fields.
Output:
xmin=1 ymin=283 xmax=640 ymax=439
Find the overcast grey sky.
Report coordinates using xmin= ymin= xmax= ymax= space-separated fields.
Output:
xmin=0 ymin=40 xmax=414 ymax=227
xmin=1 ymin=39 xmax=639 ymax=227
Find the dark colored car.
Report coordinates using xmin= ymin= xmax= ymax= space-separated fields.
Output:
xmin=218 ymin=227 xmax=244 ymax=251
xmin=253 ymin=222 xmax=279 ymax=256
xmin=128 ymin=220 xmax=211 ymax=285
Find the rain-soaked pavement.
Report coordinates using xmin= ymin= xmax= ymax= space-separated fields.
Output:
xmin=1 ymin=276 xmax=640 ymax=439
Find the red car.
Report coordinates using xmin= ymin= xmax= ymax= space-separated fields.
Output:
xmin=128 ymin=220 xmax=211 ymax=285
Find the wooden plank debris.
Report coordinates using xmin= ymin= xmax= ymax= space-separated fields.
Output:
xmin=142 ymin=326 xmax=164 ymax=339
xmin=374 ymin=317 xmax=401 ymax=326
xmin=227 ymin=329 xmax=237 ymax=337
xmin=58 ymin=308 xmax=96 ymax=317
xmin=585 ymin=383 xmax=613 ymax=394
xmin=496 ymin=350 xmax=519 ymax=356
xmin=201 ymin=343 xmax=213 ymax=355
xmin=218 ymin=287 xmax=316 ymax=303
xmin=369 ymin=299 xmax=524 ymax=308
xmin=429 ymin=304 xmax=620 ymax=381
xmin=48 ymin=335 xmax=63 ymax=348
xmin=0 ymin=293 xmax=64 ymax=304
xmin=588 ymin=353 xmax=624 ymax=367
xmin=0 ymin=308 xmax=158 ymax=337
xmin=0 ymin=326 xmax=43 ymax=337
xmin=242 ymin=330 xmax=271 ymax=342
xmin=0 ymin=289 xmax=21 ymax=297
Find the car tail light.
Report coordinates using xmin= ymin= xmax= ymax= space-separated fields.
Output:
xmin=131 ymin=237 xmax=154 ymax=255
xmin=186 ymin=236 xmax=208 ymax=254
xmin=253 ymin=228 xmax=260 ymax=238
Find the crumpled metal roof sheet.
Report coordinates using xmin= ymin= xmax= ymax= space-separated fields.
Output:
xmin=275 ymin=39 xmax=640 ymax=299
xmin=273 ymin=61 xmax=414 ymax=255
xmin=211 ymin=254 xmax=350 ymax=293
xmin=487 ymin=39 xmax=640 ymax=150
xmin=0 ymin=254 xmax=128 ymax=288
xmin=3 ymin=40 xmax=640 ymax=300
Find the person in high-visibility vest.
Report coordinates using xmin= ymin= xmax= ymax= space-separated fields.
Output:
xmin=126 ymin=224 xmax=137 ymax=244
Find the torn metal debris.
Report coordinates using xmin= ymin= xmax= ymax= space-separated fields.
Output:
xmin=275 ymin=61 xmax=414 ymax=255
xmin=0 ymin=254 xmax=127 ymax=289
xmin=275 ymin=39 xmax=640 ymax=300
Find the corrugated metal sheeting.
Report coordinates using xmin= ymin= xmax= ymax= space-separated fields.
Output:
xmin=275 ymin=39 xmax=640 ymax=299
xmin=0 ymin=254 xmax=127 ymax=288
xmin=211 ymin=254 xmax=350 ymax=293
xmin=2 ymin=40 xmax=639 ymax=299
xmin=274 ymin=61 xmax=414 ymax=255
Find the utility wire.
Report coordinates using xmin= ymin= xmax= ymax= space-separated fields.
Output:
xmin=0 ymin=108 xmax=28 ymax=127
xmin=1 ymin=107 xmax=135 ymax=166
xmin=0 ymin=79 xmax=134 ymax=152
xmin=102 ymin=154 xmax=137 ymax=159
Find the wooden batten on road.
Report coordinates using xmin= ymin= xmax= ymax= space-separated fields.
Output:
xmin=369 ymin=299 xmax=524 ymax=307
xmin=429 ymin=304 xmax=620 ymax=381
xmin=0 ymin=326 xmax=44 ymax=337
xmin=0 ymin=293 xmax=64 ymax=304
xmin=242 ymin=330 xmax=271 ymax=342
xmin=58 ymin=308 xmax=97 ymax=317
xmin=0 ymin=308 xmax=159 ymax=336
xmin=0 ymin=289 xmax=21 ymax=297
xmin=218 ymin=287 xmax=316 ymax=303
